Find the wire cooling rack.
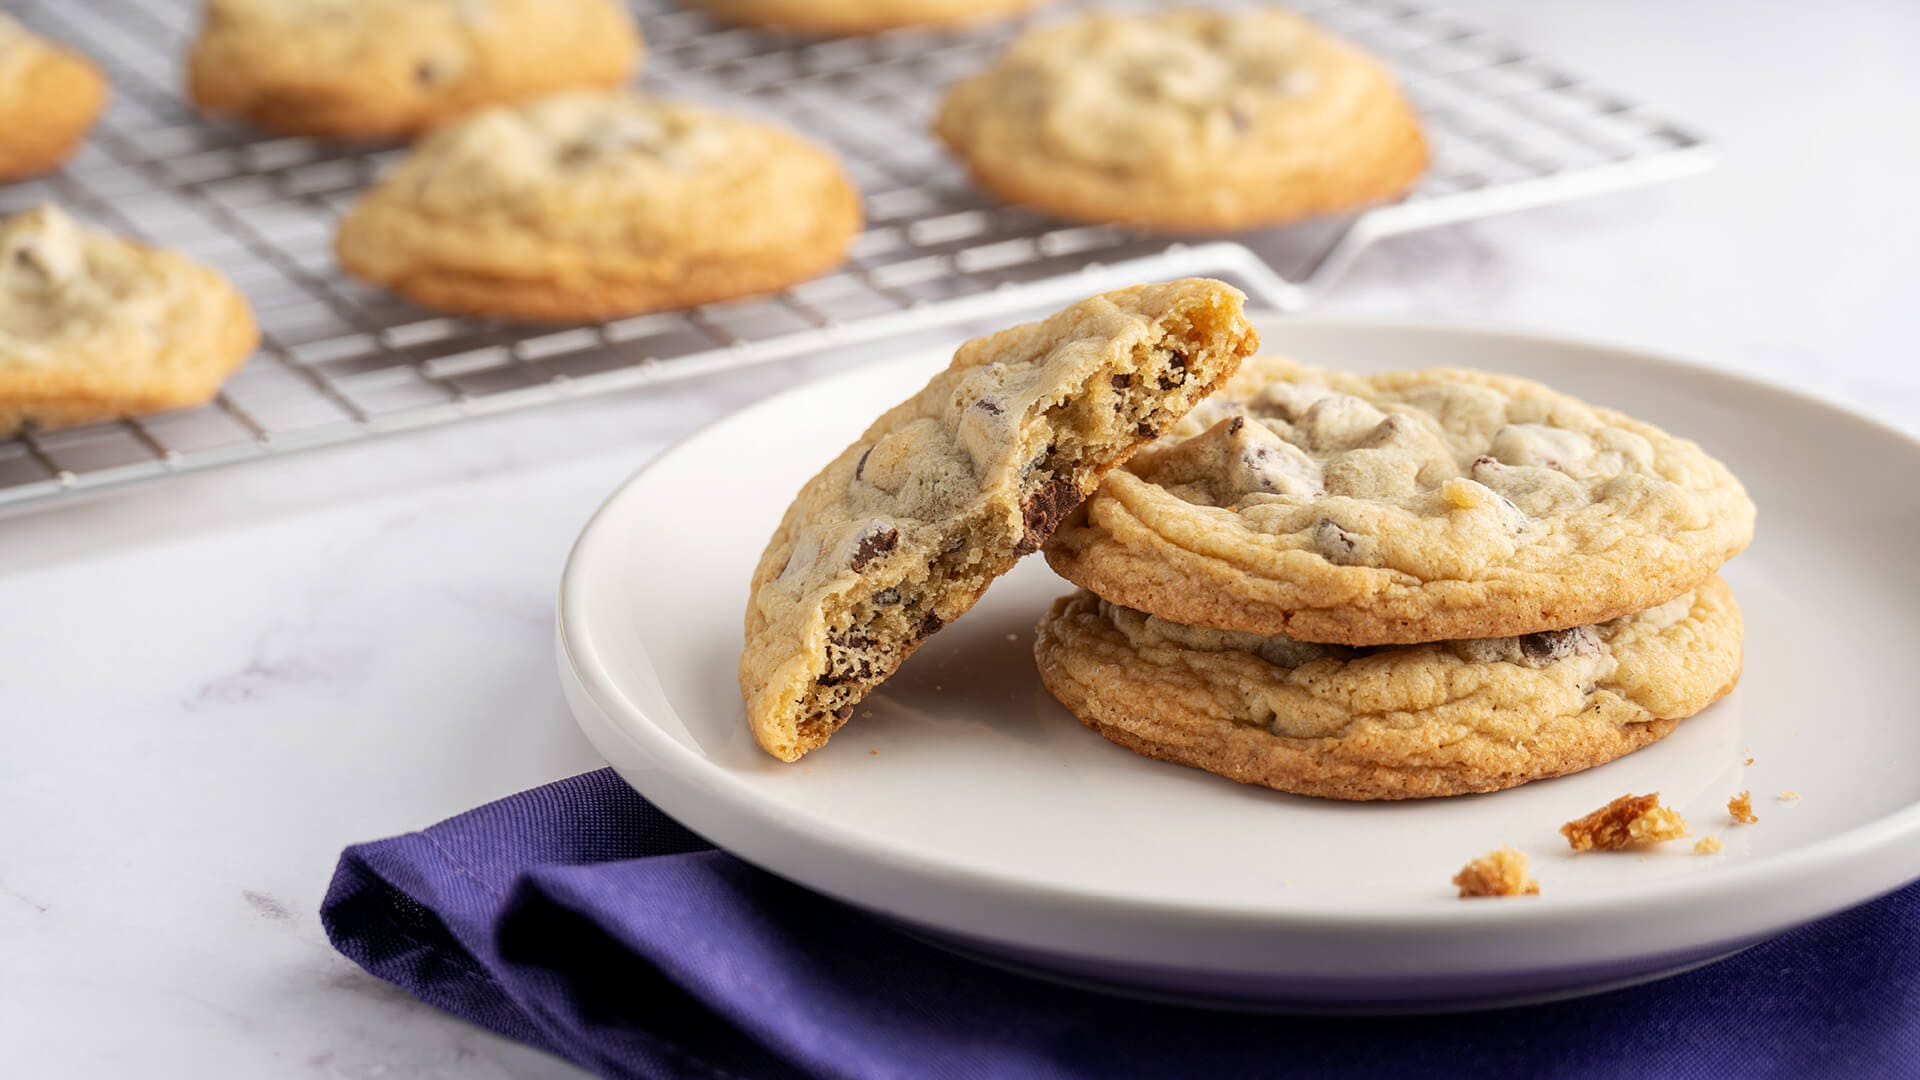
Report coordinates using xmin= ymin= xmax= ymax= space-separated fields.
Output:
xmin=0 ymin=0 xmax=1710 ymax=513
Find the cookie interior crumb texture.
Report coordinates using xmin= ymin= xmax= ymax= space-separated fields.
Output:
xmin=740 ymin=279 xmax=1257 ymax=762
xmin=1561 ymin=793 xmax=1689 ymax=851
xmin=1694 ymin=836 xmax=1723 ymax=855
xmin=1728 ymin=790 xmax=1757 ymax=824
xmin=1453 ymin=847 xmax=1539 ymax=898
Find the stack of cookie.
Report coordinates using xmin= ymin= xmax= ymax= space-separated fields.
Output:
xmin=1033 ymin=357 xmax=1754 ymax=799
xmin=738 ymin=286 xmax=1756 ymax=801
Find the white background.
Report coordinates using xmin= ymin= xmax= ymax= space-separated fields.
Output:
xmin=4 ymin=1 xmax=1918 ymax=1076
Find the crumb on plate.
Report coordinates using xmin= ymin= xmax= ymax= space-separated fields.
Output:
xmin=1694 ymin=836 xmax=1723 ymax=855
xmin=1561 ymin=793 xmax=1689 ymax=852
xmin=1779 ymin=790 xmax=1802 ymax=803
xmin=1728 ymin=790 xmax=1758 ymax=825
xmin=1745 ymin=756 xmax=1755 ymax=766
xmin=1453 ymin=847 xmax=1539 ymax=898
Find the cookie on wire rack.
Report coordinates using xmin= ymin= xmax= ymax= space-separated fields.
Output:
xmin=0 ymin=206 xmax=258 ymax=434
xmin=334 ymin=91 xmax=863 ymax=322
xmin=935 ymin=8 xmax=1427 ymax=232
xmin=188 ymin=0 xmax=642 ymax=138
xmin=0 ymin=16 xmax=108 ymax=182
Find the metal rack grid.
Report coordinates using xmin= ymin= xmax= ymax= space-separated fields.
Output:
xmin=0 ymin=0 xmax=1711 ymax=513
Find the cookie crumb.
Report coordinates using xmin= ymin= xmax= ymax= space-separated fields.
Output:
xmin=1728 ymin=791 xmax=1757 ymax=825
xmin=1694 ymin=836 xmax=1723 ymax=855
xmin=1560 ymin=793 xmax=1689 ymax=851
xmin=1006 ymin=633 xmax=1019 ymax=642
xmin=1778 ymin=790 xmax=1801 ymax=803
xmin=1453 ymin=847 xmax=1539 ymax=898
xmin=1745 ymin=756 xmax=1755 ymax=766
xmin=869 ymin=749 xmax=878 ymax=755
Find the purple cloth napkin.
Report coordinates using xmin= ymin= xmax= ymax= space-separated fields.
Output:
xmin=322 ymin=769 xmax=1919 ymax=1080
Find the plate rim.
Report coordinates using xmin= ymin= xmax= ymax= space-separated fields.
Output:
xmin=558 ymin=315 xmax=1920 ymax=937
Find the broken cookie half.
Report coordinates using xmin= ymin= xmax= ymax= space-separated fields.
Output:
xmin=740 ymin=278 xmax=1259 ymax=761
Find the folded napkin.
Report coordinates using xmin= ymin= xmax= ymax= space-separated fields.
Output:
xmin=323 ymin=769 xmax=1919 ymax=1079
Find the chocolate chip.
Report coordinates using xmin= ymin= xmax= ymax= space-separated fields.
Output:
xmin=973 ymin=398 xmax=1004 ymax=416
xmin=916 ymin=611 xmax=944 ymax=639
xmin=1226 ymin=104 xmax=1252 ymax=132
xmin=832 ymin=704 xmax=854 ymax=722
xmin=1227 ymin=416 xmax=1245 ymax=436
xmin=1015 ymin=475 xmax=1081 ymax=554
xmin=414 ymin=59 xmax=442 ymax=86
xmin=1517 ymin=626 xmax=1600 ymax=667
xmin=1312 ymin=518 xmax=1361 ymax=563
xmin=1111 ymin=373 xmax=1133 ymax=391
xmin=1136 ymin=421 xmax=1157 ymax=437
xmin=9 ymin=243 xmax=47 ymax=283
xmin=855 ymin=446 xmax=873 ymax=482
xmin=872 ymin=587 xmax=901 ymax=606
xmin=1496 ymin=493 xmax=1528 ymax=532
xmin=849 ymin=526 xmax=898 ymax=572
xmin=1156 ymin=353 xmax=1190 ymax=391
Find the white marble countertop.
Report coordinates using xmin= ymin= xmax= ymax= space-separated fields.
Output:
xmin=4 ymin=1 xmax=1917 ymax=1075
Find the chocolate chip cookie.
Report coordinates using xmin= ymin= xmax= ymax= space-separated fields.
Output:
xmin=1034 ymin=578 xmax=1742 ymax=800
xmin=0 ymin=206 xmax=259 ymax=434
xmin=742 ymin=279 xmax=1259 ymax=762
xmin=1045 ymin=357 xmax=1755 ymax=645
xmin=693 ymin=0 xmax=1051 ymax=34
xmin=334 ymin=91 xmax=862 ymax=322
xmin=188 ymin=0 xmax=641 ymax=138
xmin=935 ymin=9 xmax=1427 ymax=232
xmin=0 ymin=16 xmax=108 ymax=182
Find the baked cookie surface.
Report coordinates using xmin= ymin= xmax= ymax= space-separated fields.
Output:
xmin=0 ymin=206 xmax=258 ymax=434
xmin=1034 ymin=578 xmax=1742 ymax=800
xmin=934 ymin=9 xmax=1427 ymax=232
xmin=335 ymin=91 xmax=863 ymax=322
xmin=1046 ymin=357 xmax=1756 ymax=644
xmin=0 ymin=16 xmax=108 ymax=182
xmin=188 ymin=0 xmax=641 ymax=138
xmin=742 ymin=279 xmax=1258 ymax=762
xmin=694 ymin=0 xmax=1050 ymax=34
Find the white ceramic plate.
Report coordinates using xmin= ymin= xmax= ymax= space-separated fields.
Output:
xmin=559 ymin=316 xmax=1920 ymax=1010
